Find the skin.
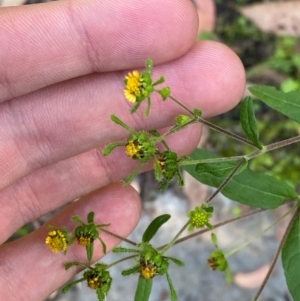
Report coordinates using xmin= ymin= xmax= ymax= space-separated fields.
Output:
xmin=0 ymin=0 xmax=245 ymax=300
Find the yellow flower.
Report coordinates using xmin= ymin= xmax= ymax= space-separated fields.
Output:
xmin=77 ymin=235 xmax=94 ymax=246
xmin=124 ymin=70 xmax=143 ymax=103
xmin=125 ymin=139 xmax=143 ymax=159
xmin=45 ymin=229 xmax=68 ymax=253
xmin=140 ymin=264 xmax=157 ymax=279
xmin=87 ymin=275 xmax=101 ymax=289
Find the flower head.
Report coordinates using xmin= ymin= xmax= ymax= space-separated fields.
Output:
xmin=124 ymin=70 xmax=144 ymax=103
xmin=208 ymin=249 xmax=233 ymax=282
xmin=140 ymin=263 xmax=157 ymax=279
xmin=77 ymin=234 xmax=94 ymax=246
xmin=125 ymin=132 xmax=157 ymax=163
xmin=125 ymin=139 xmax=143 ymax=159
xmin=188 ymin=203 xmax=214 ymax=231
xmin=156 ymin=150 xmax=185 ymax=190
xmin=45 ymin=229 xmax=68 ymax=253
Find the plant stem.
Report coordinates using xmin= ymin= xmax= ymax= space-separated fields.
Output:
xmin=225 ymin=205 xmax=296 ymax=258
xmin=168 ymin=208 xmax=266 ymax=247
xmin=106 ymin=255 xmax=136 ymax=269
xmin=101 ymin=229 xmax=137 ymax=246
xmin=159 ymin=221 xmax=190 ymax=254
xmin=246 ymin=135 xmax=300 ymax=160
xmin=169 ymin=95 xmax=258 ymax=148
xmin=205 ymin=159 xmax=246 ymax=204
xmin=252 ymin=208 xmax=300 ymax=301
xmin=169 ymin=95 xmax=195 ymax=116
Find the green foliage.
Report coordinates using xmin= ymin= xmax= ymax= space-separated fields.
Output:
xmin=134 ymin=276 xmax=153 ymax=301
xmin=142 ymin=214 xmax=171 ymax=243
xmin=282 ymin=214 xmax=300 ymax=301
xmin=72 ymin=212 xmax=110 ymax=261
xmin=185 ymin=149 xmax=297 ymax=209
xmin=249 ymin=85 xmax=300 ymax=124
xmin=48 ymin=57 xmax=300 ymax=301
xmin=240 ymin=96 xmax=263 ymax=149
xmin=195 ymin=159 xmax=248 ymax=178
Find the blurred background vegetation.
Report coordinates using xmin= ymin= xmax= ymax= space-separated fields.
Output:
xmin=199 ymin=0 xmax=300 ymax=190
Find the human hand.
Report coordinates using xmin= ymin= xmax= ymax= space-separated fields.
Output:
xmin=0 ymin=0 xmax=245 ymax=299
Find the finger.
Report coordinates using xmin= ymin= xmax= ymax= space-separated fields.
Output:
xmin=0 ymin=0 xmax=198 ymax=102
xmin=0 ymin=41 xmax=245 ymax=191
xmin=193 ymin=0 xmax=215 ymax=32
xmin=0 ymin=124 xmax=201 ymax=243
xmin=0 ymin=183 xmax=141 ymax=301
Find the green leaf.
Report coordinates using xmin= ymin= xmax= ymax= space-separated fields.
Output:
xmin=111 ymin=114 xmax=136 ymax=133
xmin=134 ymin=276 xmax=153 ymax=301
xmin=64 ymin=261 xmax=89 ymax=270
xmin=184 ymin=149 xmax=297 ymax=209
xmin=142 ymin=214 xmax=171 ymax=242
xmin=71 ymin=215 xmax=85 ymax=225
xmin=121 ymin=264 xmax=140 ymax=276
xmin=249 ymin=85 xmax=300 ymax=123
xmin=87 ymin=212 xmax=94 ymax=223
xmin=282 ymin=214 xmax=300 ymax=301
xmin=103 ymin=142 xmax=124 ymax=156
xmin=195 ymin=159 xmax=248 ymax=178
xmin=113 ymin=246 xmax=139 ymax=253
xmin=86 ymin=242 xmax=94 ymax=261
xmin=165 ymin=256 xmax=185 ymax=267
xmin=62 ymin=278 xmax=85 ymax=293
xmin=166 ymin=271 xmax=178 ymax=301
xmin=96 ymin=288 xmax=105 ymax=301
xmin=98 ymin=236 xmax=107 ymax=254
xmin=240 ymin=96 xmax=263 ymax=149
xmin=211 ymin=233 xmax=218 ymax=248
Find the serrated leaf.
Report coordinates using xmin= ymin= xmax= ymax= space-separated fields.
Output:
xmin=121 ymin=264 xmax=140 ymax=276
xmin=103 ymin=142 xmax=125 ymax=156
xmin=249 ymin=85 xmax=300 ymax=123
xmin=62 ymin=278 xmax=85 ymax=293
xmin=96 ymin=288 xmax=105 ymax=301
xmin=184 ymin=149 xmax=297 ymax=209
xmin=282 ymin=214 xmax=300 ymax=301
xmin=195 ymin=159 xmax=248 ymax=178
xmin=142 ymin=214 xmax=171 ymax=243
xmin=240 ymin=96 xmax=263 ymax=149
xmin=134 ymin=276 xmax=153 ymax=301
xmin=113 ymin=246 xmax=139 ymax=253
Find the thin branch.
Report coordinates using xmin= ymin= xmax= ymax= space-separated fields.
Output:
xmin=206 ymin=159 xmax=246 ymax=204
xmin=159 ymin=208 xmax=266 ymax=249
xmin=252 ymin=208 xmax=299 ymax=301
xmin=101 ymin=229 xmax=137 ymax=246
xmin=107 ymin=255 xmax=136 ymax=269
xmin=199 ymin=118 xmax=258 ymax=148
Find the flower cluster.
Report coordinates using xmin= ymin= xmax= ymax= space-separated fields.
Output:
xmin=187 ymin=203 xmax=214 ymax=231
xmin=45 ymin=212 xmax=109 ymax=261
xmin=123 ymin=60 xmax=170 ymax=116
xmin=208 ymin=233 xmax=233 ymax=283
xmin=45 ymin=228 xmax=69 ymax=254
xmin=113 ymin=242 xmax=184 ymax=301
xmin=62 ymin=262 xmax=112 ymax=301
xmin=103 ymin=116 xmax=187 ymax=190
